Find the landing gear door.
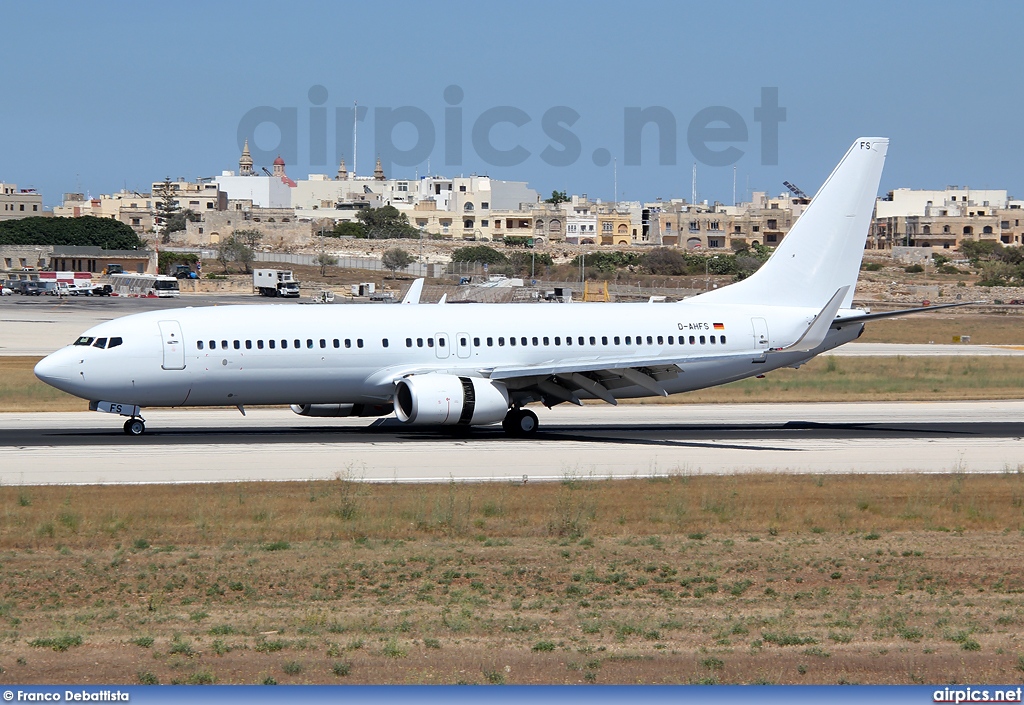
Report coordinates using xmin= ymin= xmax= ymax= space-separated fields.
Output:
xmin=751 ymin=317 xmax=769 ymax=355
xmin=158 ymin=320 xmax=186 ymax=370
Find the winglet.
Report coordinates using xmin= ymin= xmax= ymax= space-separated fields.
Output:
xmin=777 ymin=286 xmax=849 ymax=354
xmin=401 ymin=278 xmax=425 ymax=304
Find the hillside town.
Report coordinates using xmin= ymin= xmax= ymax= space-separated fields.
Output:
xmin=2 ymin=142 xmax=1024 ymax=280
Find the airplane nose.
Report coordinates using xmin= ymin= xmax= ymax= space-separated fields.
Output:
xmin=34 ymin=352 xmax=73 ymax=386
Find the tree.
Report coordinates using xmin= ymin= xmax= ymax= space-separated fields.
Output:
xmin=154 ymin=178 xmax=181 ymax=241
xmin=356 ymin=205 xmax=419 ymax=238
xmin=0 ymin=216 xmax=142 ymax=250
xmin=332 ymin=221 xmax=366 ymax=238
xmin=545 ymin=190 xmax=569 ymax=205
xmin=381 ymin=247 xmax=413 ymax=278
xmin=164 ymin=209 xmax=201 ymax=235
xmin=216 ymin=233 xmax=255 ymax=274
xmin=232 ymin=229 xmax=262 ymax=273
xmin=316 ymin=251 xmax=338 ymax=277
xmin=450 ymin=245 xmax=508 ymax=265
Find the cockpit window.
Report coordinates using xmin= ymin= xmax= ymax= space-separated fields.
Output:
xmin=108 ymin=337 xmax=123 ymax=349
xmin=74 ymin=336 xmax=94 ymax=346
xmin=93 ymin=338 xmax=108 ymax=349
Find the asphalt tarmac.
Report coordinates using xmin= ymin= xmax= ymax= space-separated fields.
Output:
xmin=2 ymin=402 xmax=1021 ymax=486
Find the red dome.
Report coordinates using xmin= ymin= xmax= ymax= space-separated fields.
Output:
xmin=273 ymin=155 xmax=285 ymax=166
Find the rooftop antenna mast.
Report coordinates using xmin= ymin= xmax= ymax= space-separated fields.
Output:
xmin=613 ymin=158 xmax=617 ymax=206
xmin=732 ymin=166 xmax=737 ymax=206
xmin=352 ymin=101 xmax=358 ymax=178
xmin=691 ymin=163 xmax=697 ymax=204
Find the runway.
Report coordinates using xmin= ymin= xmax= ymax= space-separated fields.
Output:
xmin=3 ymin=402 xmax=1023 ymax=485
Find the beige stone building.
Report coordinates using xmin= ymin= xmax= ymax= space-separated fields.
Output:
xmin=0 ymin=183 xmax=43 ymax=220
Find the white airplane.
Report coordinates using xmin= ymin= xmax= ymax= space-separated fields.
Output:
xmin=34 ymin=137 xmax=963 ymax=436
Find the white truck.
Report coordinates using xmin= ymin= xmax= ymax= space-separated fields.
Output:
xmin=253 ymin=269 xmax=300 ymax=298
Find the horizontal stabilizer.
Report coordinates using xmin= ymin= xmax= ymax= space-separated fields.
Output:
xmin=833 ymin=301 xmax=976 ymax=325
xmin=777 ymin=286 xmax=849 ymax=354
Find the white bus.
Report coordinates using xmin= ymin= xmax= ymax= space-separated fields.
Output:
xmin=108 ymin=273 xmax=180 ymax=298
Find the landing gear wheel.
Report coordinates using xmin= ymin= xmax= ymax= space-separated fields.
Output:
xmin=123 ymin=418 xmax=145 ymax=436
xmin=502 ymin=409 xmax=539 ymax=437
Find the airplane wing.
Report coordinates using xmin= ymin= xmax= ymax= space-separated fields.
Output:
xmin=401 ymin=278 xmax=425 ymax=304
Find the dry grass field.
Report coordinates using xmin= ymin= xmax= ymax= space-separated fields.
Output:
xmin=1 ymin=474 xmax=1023 ymax=685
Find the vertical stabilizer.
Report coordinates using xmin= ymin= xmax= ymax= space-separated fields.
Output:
xmin=695 ymin=138 xmax=888 ymax=308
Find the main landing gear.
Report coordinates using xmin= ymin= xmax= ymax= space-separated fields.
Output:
xmin=502 ymin=407 xmax=539 ymax=437
xmin=123 ymin=417 xmax=146 ymax=436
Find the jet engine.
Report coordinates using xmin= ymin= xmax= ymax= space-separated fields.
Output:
xmin=290 ymin=403 xmax=392 ymax=418
xmin=394 ymin=374 xmax=509 ymax=426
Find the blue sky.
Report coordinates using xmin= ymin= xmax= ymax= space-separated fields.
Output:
xmin=1 ymin=0 xmax=1021 ymax=208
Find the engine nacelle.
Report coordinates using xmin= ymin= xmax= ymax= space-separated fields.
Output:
xmin=290 ymin=403 xmax=392 ymax=418
xmin=394 ymin=374 xmax=509 ymax=426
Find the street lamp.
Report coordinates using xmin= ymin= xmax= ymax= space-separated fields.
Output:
xmin=705 ymin=255 xmax=719 ymax=291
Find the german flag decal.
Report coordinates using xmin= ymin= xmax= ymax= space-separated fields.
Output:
xmin=713 ymin=323 xmax=725 ymax=330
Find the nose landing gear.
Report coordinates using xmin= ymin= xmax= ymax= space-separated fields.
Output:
xmin=123 ymin=417 xmax=146 ymax=436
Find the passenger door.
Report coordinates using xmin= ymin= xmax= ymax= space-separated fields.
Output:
xmin=158 ymin=320 xmax=186 ymax=370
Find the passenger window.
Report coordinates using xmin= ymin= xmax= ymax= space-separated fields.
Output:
xmin=257 ymin=340 xmax=264 ymax=349
xmin=93 ymin=338 xmax=108 ymax=349
xmin=657 ymin=336 xmax=663 ymax=344
xmin=487 ymin=337 xmax=493 ymax=346
xmin=521 ymin=337 xmax=527 ymax=346
xmin=689 ymin=336 xmax=695 ymax=344
xmin=281 ymin=340 xmax=288 ymax=349
xmin=427 ymin=338 xmax=434 ymax=348
xmin=589 ymin=336 xmax=595 ymax=345
xmin=699 ymin=335 xmax=706 ymax=344
xmin=647 ymin=336 xmax=653 ymax=344
xmin=439 ymin=338 xmax=445 ymax=347
xmin=269 ymin=340 xmax=276 ymax=349
xmin=509 ymin=337 xmax=516 ymax=346
xmin=532 ymin=337 xmax=539 ymax=346
xmin=209 ymin=340 xmax=216 ymax=349
xmin=625 ymin=336 xmax=631 ymax=345
xmin=614 ymin=336 xmax=620 ymax=345
xmin=234 ymin=340 xmax=240 ymax=350
xmin=554 ymin=337 xmax=561 ymax=346
xmin=498 ymin=337 xmax=505 ymax=346
xmin=345 ymin=339 xmax=352 ymax=348
xmin=709 ymin=336 xmax=716 ymax=344
xmin=319 ymin=339 xmax=326 ymax=348
xmin=108 ymin=337 xmax=122 ymax=349
xmin=578 ymin=337 xmax=584 ymax=345
xmin=461 ymin=337 xmax=468 ymax=346
xmin=382 ymin=339 xmax=389 ymax=348
xmin=197 ymin=341 xmax=204 ymax=350
xmin=406 ymin=338 xmax=413 ymax=347
xmin=245 ymin=340 xmax=252 ymax=349
xmin=306 ymin=339 xmax=313 ymax=349
xmin=417 ymin=338 xmax=423 ymax=347
xmin=357 ymin=339 xmax=363 ymax=348
xmin=565 ymin=337 xmax=572 ymax=346
xmin=721 ymin=335 xmax=727 ymax=344
xmin=543 ymin=337 xmax=550 ymax=345
xmin=473 ymin=337 xmax=480 ymax=346
xmin=668 ymin=336 xmax=674 ymax=344
xmin=601 ymin=336 xmax=608 ymax=345
xmin=221 ymin=340 xmax=228 ymax=349
xmin=294 ymin=339 xmax=300 ymax=349
xmin=333 ymin=339 xmax=340 ymax=348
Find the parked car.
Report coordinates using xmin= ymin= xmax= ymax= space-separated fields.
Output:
xmin=1 ymin=286 xmax=12 ymax=296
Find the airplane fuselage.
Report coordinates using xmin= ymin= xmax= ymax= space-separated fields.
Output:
xmin=33 ymin=300 xmax=863 ymax=409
